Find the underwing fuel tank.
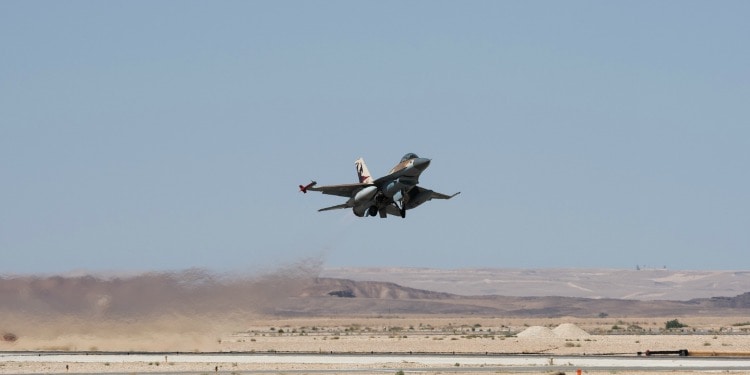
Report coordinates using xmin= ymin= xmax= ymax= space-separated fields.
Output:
xmin=354 ymin=185 xmax=378 ymax=204
xmin=382 ymin=180 xmax=400 ymax=197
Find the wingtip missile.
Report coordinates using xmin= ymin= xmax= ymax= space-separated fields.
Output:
xmin=299 ymin=181 xmax=317 ymax=193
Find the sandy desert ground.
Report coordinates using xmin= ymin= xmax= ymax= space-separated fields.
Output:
xmin=2 ymin=269 xmax=749 ymax=374
xmin=4 ymin=315 xmax=750 ymax=353
xmin=3 ymin=315 xmax=750 ymax=374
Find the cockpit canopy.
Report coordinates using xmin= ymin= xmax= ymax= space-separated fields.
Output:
xmin=400 ymin=153 xmax=419 ymax=162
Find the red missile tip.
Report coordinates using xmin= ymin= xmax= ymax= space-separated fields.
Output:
xmin=299 ymin=181 xmax=316 ymax=193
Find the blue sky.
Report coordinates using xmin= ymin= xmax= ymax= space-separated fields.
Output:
xmin=1 ymin=1 xmax=748 ymax=274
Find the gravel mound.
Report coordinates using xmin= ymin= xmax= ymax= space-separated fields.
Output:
xmin=552 ymin=323 xmax=590 ymax=338
xmin=516 ymin=326 xmax=556 ymax=338
xmin=517 ymin=324 xmax=590 ymax=339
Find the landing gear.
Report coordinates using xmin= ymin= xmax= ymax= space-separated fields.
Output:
xmin=367 ymin=205 xmax=378 ymax=217
xmin=393 ymin=200 xmax=406 ymax=218
xmin=397 ymin=189 xmax=410 ymax=218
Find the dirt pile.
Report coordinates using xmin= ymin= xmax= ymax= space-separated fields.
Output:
xmin=516 ymin=326 xmax=556 ymax=338
xmin=517 ymin=323 xmax=589 ymax=338
xmin=553 ymin=323 xmax=590 ymax=338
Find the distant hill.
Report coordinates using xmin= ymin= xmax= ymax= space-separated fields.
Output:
xmin=303 ymin=277 xmax=455 ymax=300
xmin=288 ymin=277 xmax=750 ymax=317
xmin=322 ymin=267 xmax=750 ymax=301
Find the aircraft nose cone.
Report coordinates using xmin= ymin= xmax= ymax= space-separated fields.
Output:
xmin=413 ymin=158 xmax=431 ymax=171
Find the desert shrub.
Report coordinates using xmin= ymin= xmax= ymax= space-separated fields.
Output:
xmin=2 ymin=333 xmax=17 ymax=342
xmin=666 ymin=319 xmax=687 ymax=330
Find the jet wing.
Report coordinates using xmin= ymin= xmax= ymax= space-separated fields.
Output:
xmin=308 ymin=183 xmax=373 ymax=198
xmin=430 ymin=191 xmax=461 ymax=200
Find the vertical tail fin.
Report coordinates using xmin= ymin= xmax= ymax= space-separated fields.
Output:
xmin=355 ymin=158 xmax=374 ymax=184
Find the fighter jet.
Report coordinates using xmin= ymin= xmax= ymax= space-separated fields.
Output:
xmin=299 ymin=153 xmax=459 ymax=218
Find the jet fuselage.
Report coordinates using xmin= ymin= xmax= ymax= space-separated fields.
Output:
xmin=301 ymin=153 xmax=458 ymax=218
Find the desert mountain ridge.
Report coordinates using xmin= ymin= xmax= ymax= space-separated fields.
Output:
xmin=289 ymin=277 xmax=750 ymax=317
xmin=322 ymin=267 xmax=750 ymax=301
xmin=1 ymin=269 xmax=749 ymax=318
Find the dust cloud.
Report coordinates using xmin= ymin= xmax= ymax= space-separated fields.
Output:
xmin=0 ymin=258 xmax=322 ymax=351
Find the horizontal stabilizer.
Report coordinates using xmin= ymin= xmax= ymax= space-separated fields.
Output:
xmin=431 ymin=191 xmax=461 ymax=200
xmin=318 ymin=203 xmax=349 ymax=212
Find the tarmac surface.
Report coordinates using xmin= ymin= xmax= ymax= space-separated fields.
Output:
xmin=3 ymin=352 xmax=750 ymax=374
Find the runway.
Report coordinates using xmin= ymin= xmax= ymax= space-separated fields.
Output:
xmin=3 ymin=352 xmax=750 ymax=374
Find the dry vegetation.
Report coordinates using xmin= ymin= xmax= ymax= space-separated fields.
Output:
xmin=4 ymin=314 xmax=750 ymax=355
xmin=224 ymin=316 xmax=750 ymax=355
